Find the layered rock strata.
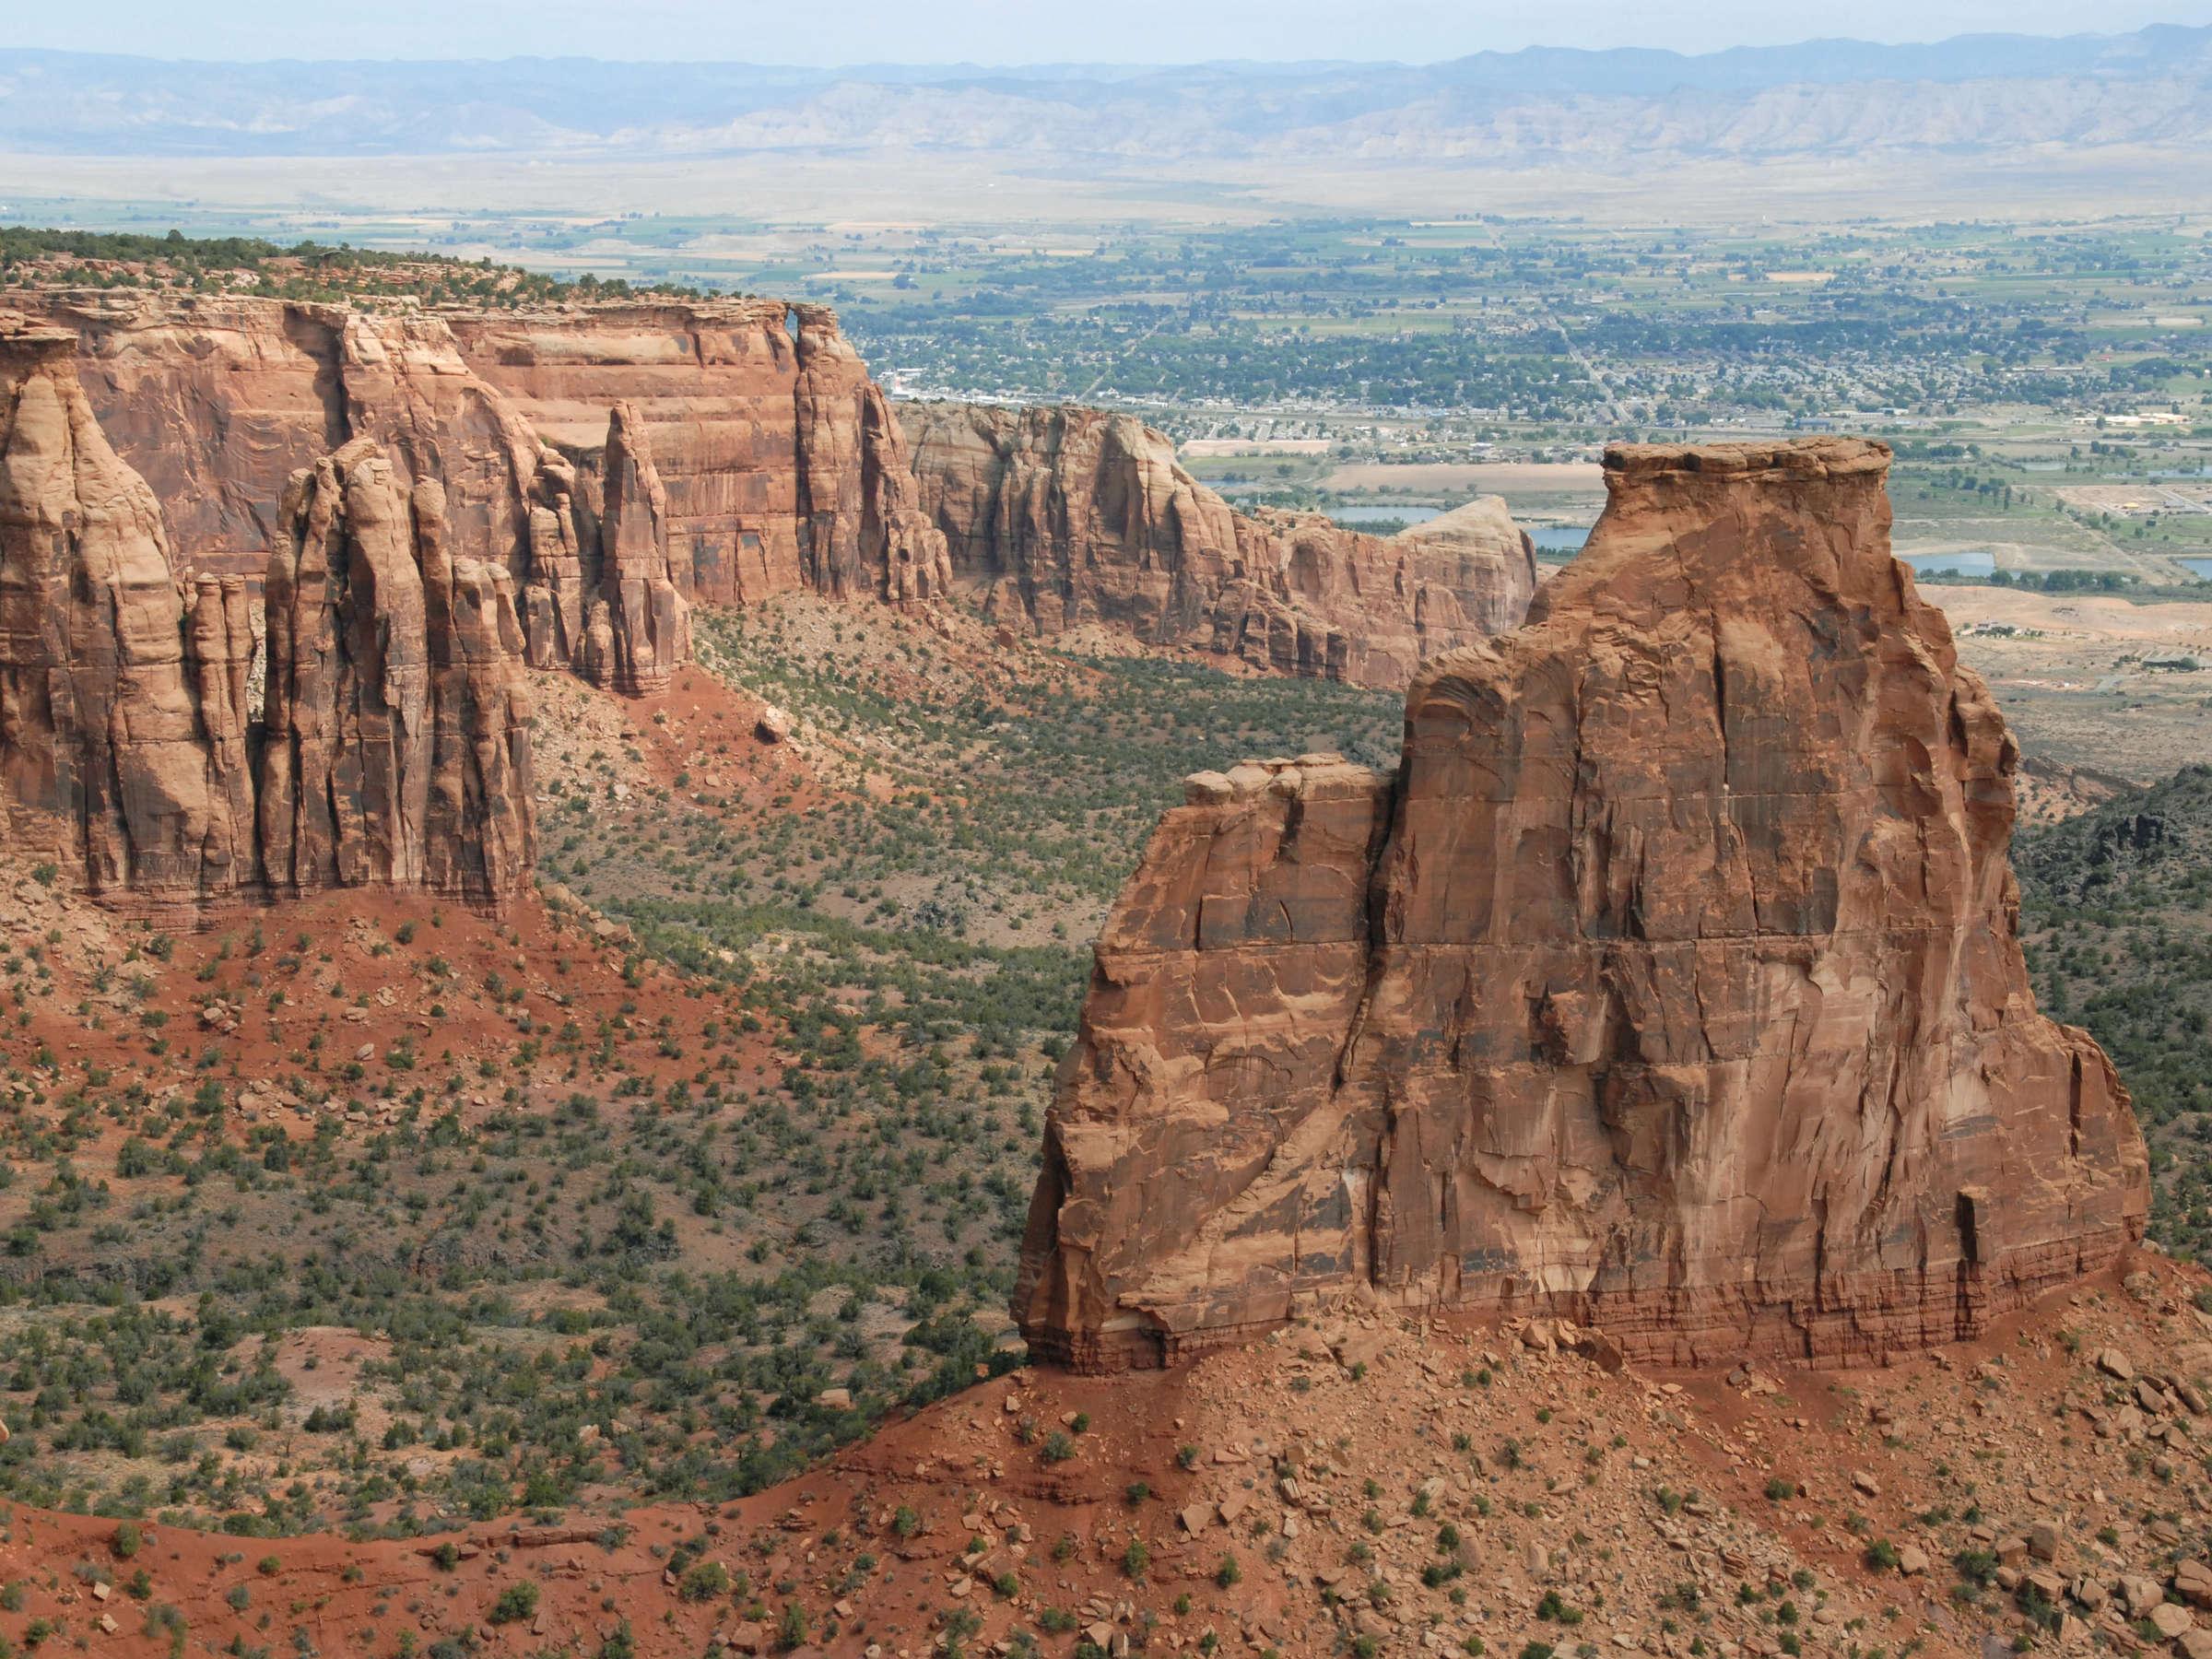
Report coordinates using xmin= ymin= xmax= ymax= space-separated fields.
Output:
xmin=1017 ymin=437 xmax=2149 ymax=1371
xmin=0 ymin=315 xmax=257 ymax=905
xmin=904 ymin=402 xmax=1537 ymax=690
xmin=259 ymin=438 xmax=535 ymax=905
xmin=22 ymin=290 xmax=950 ymax=658
xmin=0 ymin=311 xmax=534 ymax=914
xmin=446 ymin=300 xmax=951 ymax=609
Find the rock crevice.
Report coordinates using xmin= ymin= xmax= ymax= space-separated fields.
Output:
xmin=1016 ymin=437 xmax=2149 ymax=1371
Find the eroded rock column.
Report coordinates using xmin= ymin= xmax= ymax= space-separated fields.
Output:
xmin=1018 ymin=437 xmax=2149 ymax=1371
xmin=260 ymin=436 xmax=533 ymax=908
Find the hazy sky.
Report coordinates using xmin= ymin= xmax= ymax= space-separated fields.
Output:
xmin=16 ymin=0 xmax=2212 ymax=63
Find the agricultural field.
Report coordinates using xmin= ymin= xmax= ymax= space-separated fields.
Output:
xmin=15 ymin=202 xmax=2212 ymax=572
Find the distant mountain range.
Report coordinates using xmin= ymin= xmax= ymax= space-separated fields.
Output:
xmin=3 ymin=25 xmax=2209 ymax=162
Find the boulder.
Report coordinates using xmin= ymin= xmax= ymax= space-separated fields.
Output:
xmin=2153 ymin=1604 xmax=2196 ymax=1640
xmin=2175 ymin=1559 xmax=2212 ymax=1610
xmin=2121 ymin=1574 xmax=2166 ymax=1617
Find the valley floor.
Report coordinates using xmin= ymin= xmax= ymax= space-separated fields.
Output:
xmin=6 ymin=1255 xmax=2211 ymax=1658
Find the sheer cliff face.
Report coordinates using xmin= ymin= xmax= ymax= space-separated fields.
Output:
xmin=0 ymin=311 xmax=534 ymax=913
xmin=903 ymin=402 xmax=1538 ymax=690
xmin=259 ymin=439 xmax=535 ymax=907
xmin=0 ymin=317 xmax=255 ymax=905
xmin=0 ymin=289 xmax=949 ymax=912
xmin=1017 ymin=438 xmax=2149 ymax=1372
xmin=25 ymin=290 xmax=949 ymax=624
xmin=444 ymin=300 xmax=949 ymax=609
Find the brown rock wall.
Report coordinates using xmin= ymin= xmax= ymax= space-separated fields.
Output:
xmin=1017 ymin=437 xmax=2149 ymax=1371
xmin=904 ymin=401 xmax=1537 ymax=689
xmin=258 ymin=438 xmax=534 ymax=907
xmin=590 ymin=403 xmax=690 ymax=696
xmin=0 ymin=315 xmax=256 ymax=904
xmin=20 ymin=290 xmax=950 ymax=670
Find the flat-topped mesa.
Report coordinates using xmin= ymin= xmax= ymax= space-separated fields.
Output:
xmin=1017 ymin=435 xmax=2149 ymax=1373
xmin=0 ymin=313 xmax=255 ymax=907
xmin=903 ymin=402 xmax=1537 ymax=690
xmin=259 ymin=438 xmax=535 ymax=909
xmin=16 ymin=289 xmax=952 ymax=671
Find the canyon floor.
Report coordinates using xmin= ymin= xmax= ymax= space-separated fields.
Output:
xmin=5 ymin=1254 xmax=2211 ymax=1659
xmin=2 ymin=587 xmax=2207 ymax=1659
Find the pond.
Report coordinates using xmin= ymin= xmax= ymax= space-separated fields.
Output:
xmin=1900 ymin=551 xmax=1995 ymax=577
xmin=1528 ymin=524 xmax=1590 ymax=555
xmin=2177 ymin=557 xmax=2212 ymax=581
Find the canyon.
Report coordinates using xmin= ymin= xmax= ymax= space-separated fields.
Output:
xmin=24 ymin=289 xmax=1538 ymax=696
xmin=0 ymin=267 xmax=2189 ymax=1659
xmin=0 ymin=288 xmax=1545 ymax=915
xmin=1017 ymin=436 xmax=2150 ymax=1372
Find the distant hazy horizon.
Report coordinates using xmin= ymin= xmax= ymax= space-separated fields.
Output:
xmin=16 ymin=0 xmax=2212 ymax=65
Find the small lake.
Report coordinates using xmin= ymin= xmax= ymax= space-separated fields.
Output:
xmin=1529 ymin=524 xmax=1590 ymax=554
xmin=2177 ymin=557 xmax=2212 ymax=581
xmin=1900 ymin=551 xmax=1995 ymax=577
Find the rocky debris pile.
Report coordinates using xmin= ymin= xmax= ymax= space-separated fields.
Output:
xmin=904 ymin=401 xmax=1537 ymax=690
xmin=1809 ymin=1265 xmax=2212 ymax=1658
xmin=10 ymin=1238 xmax=2212 ymax=1658
xmin=971 ymin=1305 xmax=1888 ymax=1658
xmin=1018 ymin=437 xmax=2148 ymax=1373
